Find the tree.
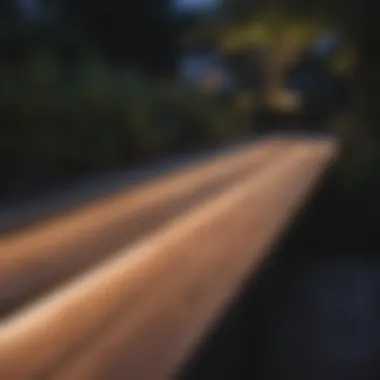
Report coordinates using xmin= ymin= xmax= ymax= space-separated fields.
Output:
xmin=218 ymin=0 xmax=380 ymax=165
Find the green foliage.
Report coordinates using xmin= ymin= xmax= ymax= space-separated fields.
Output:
xmin=0 ymin=22 xmax=245 ymax=188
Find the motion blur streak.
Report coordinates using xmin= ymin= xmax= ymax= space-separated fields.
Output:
xmin=0 ymin=137 xmax=290 ymax=317
xmin=0 ymin=138 xmax=336 ymax=380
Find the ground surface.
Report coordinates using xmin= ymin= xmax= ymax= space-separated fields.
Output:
xmin=1 ymin=137 xmax=333 ymax=380
xmin=0 ymin=136 xmax=292 ymax=318
xmin=180 ymin=150 xmax=380 ymax=380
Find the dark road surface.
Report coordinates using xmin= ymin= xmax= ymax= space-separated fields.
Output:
xmin=0 ymin=137 xmax=290 ymax=318
xmin=180 ymin=149 xmax=380 ymax=380
xmin=6 ymin=134 xmax=378 ymax=380
xmin=1 ymin=139 xmax=335 ymax=380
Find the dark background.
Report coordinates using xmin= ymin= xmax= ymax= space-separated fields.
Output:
xmin=2 ymin=2 xmax=380 ymax=378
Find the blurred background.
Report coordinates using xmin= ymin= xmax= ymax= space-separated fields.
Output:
xmin=4 ymin=3 xmax=380 ymax=378
xmin=0 ymin=0 xmax=375 ymax=204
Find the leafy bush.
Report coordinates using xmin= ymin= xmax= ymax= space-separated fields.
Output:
xmin=0 ymin=21 xmax=246 ymax=194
